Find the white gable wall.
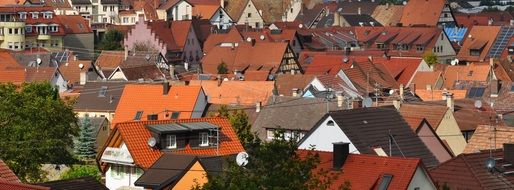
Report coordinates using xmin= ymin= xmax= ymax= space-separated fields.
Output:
xmin=407 ymin=166 xmax=437 ymax=190
xmin=298 ymin=115 xmax=359 ymax=153
xmin=210 ymin=8 xmax=233 ymax=29
xmin=105 ymin=143 xmax=143 ymax=190
xmin=236 ymin=0 xmax=264 ymax=28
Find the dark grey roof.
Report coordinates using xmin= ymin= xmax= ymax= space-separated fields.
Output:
xmin=336 ymin=0 xmax=379 ymax=15
xmin=13 ymin=52 xmax=57 ymax=68
xmin=147 ymin=122 xmax=218 ymax=133
xmin=340 ymin=14 xmax=382 ymax=26
xmin=295 ymin=4 xmax=325 ymax=28
xmin=198 ymin=155 xmax=236 ymax=176
xmin=78 ymin=117 xmax=108 ymax=134
xmin=100 ymin=0 xmax=118 ymax=4
xmin=134 ymin=154 xmax=197 ymax=189
xmin=73 ymin=81 xmax=129 ymax=112
xmin=252 ymin=96 xmax=341 ymax=141
xmin=70 ymin=0 xmax=91 ymax=4
xmin=37 ymin=177 xmax=108 ymax=190
xmin=303 ymin=106 xmax=439 ymax=167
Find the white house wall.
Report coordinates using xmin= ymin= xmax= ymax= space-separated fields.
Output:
xmin=407 ymin=166 xmax=437 ymax=190
xmin=53 ymin=71 xmax=68 ymax=92
xmin=168 ymin=1 xmax=192 ymax=21
xmin=298 ymin=116 xmax=359 ymax=153
xmin=283 ymin=0 xmax=302 ymax=22
xmin=105 ymin=143 xmax=143 ymax=190
xmin=433 ymin=32 xmax=456 ymax=64
xmin=210 ymin=8 xmax=233 ymax=29
xmin=236 ymin=0 xmax=264 ymax=28
xmin=183 ymin=25 xmax=203 ymax=68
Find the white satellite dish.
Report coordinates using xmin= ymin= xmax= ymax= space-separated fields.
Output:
xmin=36 ymin=58 xmax=42 ymax=65
xmin=259 ymin=34 xmax=265 ymax=40
xmin=389 ymin=89 xmax=395 ymax=95
xmin=246 ymin=37 xmax=252 ymax=42
xmin=485 ymin=157 xmax=496 ymax=170
xmin=78 ymin=63 xmax=84 ymax=69
xmin=145 ymin=54 xmax=151 ymax=61
xmin=147 ymin=137 xmax=157 ymax=148
xmin=450 ymin=60 xmax=457 ymax=66
xmin=236 ymin=152 xmax=249 ymax=167
xmin=343 ymin=57 xmax=349 ymax=63
xmin=455 ymin=59 xmax=459 ymax=64
xmin=474 ymin=100 xmax=482 ymax=109
xmin=363 ymin=97 xmax=372 ymax=108
xmin=298 ymin=24 xmax=303 ymax=29
xmin=402 ymin=1 xmax=407 ymax=5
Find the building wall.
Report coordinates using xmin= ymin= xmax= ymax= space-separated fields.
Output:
xmin=298 ymin=116 xmax=360 ymax=153
xmin=283 ymin=0 xmax=302 ymax=22
xmin=436 ymin=110 xmax=467 ymax=155
xmin=407 ymin=166 xmax=437 ymax=190
xmin=97 ymin=3 xmax=119 ymax=24
xmin=433 ymin=32 xmax=456 ymax=64
xmin=25 ymin=36 xmax=63 ymax=51
xmin=108 ymin=68 xmax=127 ymax=80
xmin=124 ymin=20 xmax=168 ymax=56
xmin=210 ymin=8 xmax=233 ymax=30
xmin=182 ymin=25 xmax=203 ymax=68
xmin=236 ymin=0 xmax=264 ymax=29
xmin=105 ymin=143 xmax=143 ymax=190
xmin=192 ymin=89 xmax=207 ymax=118
xmin=171 ymin=161 xmax=208 ymax=190
xmin=95 ymin=120 xmax=110 ymax=153
xmin=63 ymin=33 xmax=94 ymax=59
xmin=167 ymin=1 xmax=192 ymax=21
xmin=407 ymin=59 xmax=432 ymax=87
xmin=53 ymin=71 xmax=68 ymax=92
xmin=76 ymin=111 xmax=115 ymax=123
xmin=119 ymin=14 xmax=138 ymax=25
xmin=0 ymin=21 xmax=26 ymax=51
xmin=417 ymin=122 xmax=452 ymax=163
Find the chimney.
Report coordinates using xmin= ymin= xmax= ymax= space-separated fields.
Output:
xmin=393 ymin=100 xmax=401 ymax=110
xmin=332 ymin=142 xmax=349 ymax=171
xmin=446 ymin=93 xmax=454 ymax=112
xmin=490 ymin=57 xmax=494 ymax=67
xmin=220 ymin=0 xmax=225 ymax=8
xmin=337 ymin=93 xmax=344 ymax=108
xmin=124 ymin=45 xmax=128 ymax=60
xmin=259 ymin=10 xmax=263 ymax=17
xmin=510 ymin=19 xmax=514 ymax=26
xmin=169 ymin=65 xmax=175 ymax=79
xmin=333 ymin=11 xmax=340 ymax=27
xmin=488 ymin=18 xmax=493 ymax=26
xmin=292 ymin=88 xmax=299 ymax=97
xmin=163 ymin=81 xmax=170 ymax=95
xmin=255 ymin=102 xmax=261 ymax=112
xmin=357 ymin=7 xmax=361 ymax=15
xmin=368 ymin=55 xmax=373 ymax=62
xmin=79 ymin=71 xmax=87 ymax=85
xmin=410 ymin=83 xmax=416 ymax=95
xmin=217 ymin=75 xmax=222 ymax=86
xmin=504 ymin=143 xmax=514 ymax=164
xmin=399 ymin=84 xmax=404 ymax=100
xmin=386 ymin=3 xmax=390 ymax=9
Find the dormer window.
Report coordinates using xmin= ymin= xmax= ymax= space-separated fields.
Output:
xmin=470 ymin=49 xmax=481 ymax=56
xmin=32 ymin=12 xmax=39 ymax=19
xmin=43 ymin=12 xmax=53 ymax=19
xmin=166 ymin=135 xmax=176 ymax=149
xmin=19 ymin=12 xmax=27 ymax=20
xmin=199 ymin=132 xmax=209 ymax=146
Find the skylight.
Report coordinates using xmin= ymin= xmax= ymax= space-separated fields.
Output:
xmin=134 ymin=111 xmax=143 ymax=120
xmin=378 ymin=174 xmax=393 ymax=190
xmin=98 ymin=86 xmax=108 ymax=97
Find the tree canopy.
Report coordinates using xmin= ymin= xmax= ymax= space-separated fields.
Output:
xmin=60 ymin=165 xmax=102 ymax=182
xmin=422 ymin=52 xmax=438 ymax=66
xmin=75 ymin=115 xmax=96 ymax=160
xmin=100 ymin=29 xmax=124 ymax=50
xmin=217 ymin=61 xmax=229 ymax=74
xmin=0 ymin=82 xmax=79 ymax=182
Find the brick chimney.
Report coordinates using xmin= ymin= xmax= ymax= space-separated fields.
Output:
xmin=163 ymin=81 xmax=170 ymax=95
xmin=332 ymin=142 xmax=350 ymax=171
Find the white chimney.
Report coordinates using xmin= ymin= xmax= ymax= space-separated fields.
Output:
xmin=79 ymin=71 xmax=87 ymax=85
xmin=333 ymin=11 xmax=340 ymax=27
xmin=393 ymin=100 xmax=401 ymax=110
xmin=446 ymin=93 xmax=454 ymax=112
xmin=510 ymin=19 xmax=514 ymax=26
xmin=292 ymin=88 xmax=299 ymax=97
xmin=358 ymin=7 xmax=361 ymax=15
xmin=337 ymin=93 xmax=344 ymax=108
xmin=399 ymin=84 xmax=404 ymax=100
xmin=256 ymin=102 xmax=261 ymax=112
xmin=124 ymin=46 xmax=128 ymax=60
xmin=259 ymin=9 xmax=263 ymax=17
xmin=220 ymin=0 xmax=225 ymax=8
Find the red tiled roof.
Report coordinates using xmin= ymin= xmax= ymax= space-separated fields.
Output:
xmin=193 ymin=4 xmax=219 ymax=19
xmin=301 ymin=151 xmax=423 ymax=190
xmin=371 ymin=57 xmax=422 ymax=86
xmin=58 ymin=55 xmax=91 ymax=85
xmin=400 ymin=0 xmax=445 ymax=26
xmin=112 ymin=84 xmax=203 ymax=126
xmin=99 ymin=117 xmax=244 ymax=170
xmin=0 ymin=180 xmax=49 ymax=190
xmin=274 ymin=74 xmax=315 ymax=96
xmin=457 ymin=26 xmax=501 ymax=62
xmin=463 ymin=125 xmax=514 ymax=154
xmin=203 ymin=27 xmax=244 ymax=53
xmin=56 ymin=15 xmax=92 ymax=34
xmin=188 ymin=80 xmax=274 ymax=106
xmin=170 ymin=21 xmax=193 ymax=48
xmin=243 ymin=70 xmax=270 ymax=81
xmin=411 ymin=71 xmax=442 ymax=90
xmin=442 ymin=64 xmax=491 ymax=89
xmin=454 ymin=12 xmax=514 ymax=29
xmin=415 ymin=89 xmax=467 ymax=101
xmin=0 ymin=160 xmax=19 ymax=182
xmin=303 ymin=54 xmax=352 ymax=75
xmin=0 ymin=50 xmax=25 ymax=84
xmin=95 ymin=51 xmax=125 ymax=69
xmin=25 ymin=67 xmax=57 ymax=82
xmin=399 ymin=104 xmax=448 ymax=130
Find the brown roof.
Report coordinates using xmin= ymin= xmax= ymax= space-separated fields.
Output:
xmin=0 ymin=50 xmax=24 ymax=84
xmin=342 ymin=59 xmax=399 ymax=94
xmin=0 ymin=160 xmax=19 ymax=182
xmin=463 ymin=125 xmax=514 ymax=154
xmin=399 ymin=104 xmax=448 ymax=130
xmin=224 ymin=0 xmax=248 ymax=22
xmin=203 ymin=27 xmax=244 ymax=53
xmin=421 ymin=99 xmax=495 ymax=131
xmin=57 ymin=15 xmax=92 ymax=34
xmin=95 ymin=51 xmax=125 ymax=69
xmin=170 ymin=21 xmax=193 ymax=48
xmin=400 ymin=0 xmax=445 ymax=26
xmin=415 ymin=89 xmax=467 ymax=101
xmin=429 ymin=150 xmax=514 ymax=189
xmin=371 ymin=5 xmax=404 ymax=26
xmin=58 ymin=58 xmax=91 ymax=85
xmin=457 ymin=26 xmax=501 ymax=62
xmin=303 ymin=54 xmax=352 ymax=75
xmin=454 ymin=12 xmax=514 ymax=29
xmin=193 ymin=4 xmax=219 ymax=19
xmin=411 ymin=71 xmax=442 ymax=90
xmin=251 ymin=0 xmax=293 ymax=23
xmin=243 ymin=70 xmax=269 ymax=81
xmin=442 ymin=64 xmax=491 ymax=89
xmin=274 ymin=74 xmax=315 ymax=96
xmin=189 ymin=80 xmax=274 ymax=106
xmin=25 ymin=67 xmax=57 ymax=82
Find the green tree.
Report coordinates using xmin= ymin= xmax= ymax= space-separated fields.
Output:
xmin=198 ymin=131 xmax=339 ymax=190
xmin=0 ymin=82 xmax=79 ymax=182
xmin=423 ymin=52 xmax=438 ymax=66
xmin=228 ymin=110 xmax=260 ymax=150
xmin=217 ymin=61 xmax=229 ymax=74
xmin=100 ymin=29 xmax=124 ymax=50
xmin=60 ymin=165 xmax=101 ymax=182
xmin=75 ymin=115 xmax=96 ymax=160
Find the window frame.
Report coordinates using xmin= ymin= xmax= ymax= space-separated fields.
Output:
xmin=199 ymin=132 xmax=209 ymax=146
xmin=166 ymin=135 xmax=177 ymax=149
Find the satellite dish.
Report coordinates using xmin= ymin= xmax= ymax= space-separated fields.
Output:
xmin=259 ymin=34 xmax=265 ymax=40
xmin=363 ymin=97 xmax=372 ymax=108
xmin=78 ymin=63 xmax=84 ymax=69
xmin=147 ymin=137 xmax=157 ymax=148
xmin=403 ymin=1 xmax=407 ymax=5
xmin=246 ymin=37 xmax=252 ymax=42
xmin=450 ymin=60 xmax=457 ymax=66
xmin=298 ymin=24 xmax=303 ymax=29
xmin=474 ymin=100 xmax=482 ymax=109
xmin=36 ymin=58 xmax=42 ymax=65
xmin=389 ymin=89 xmax=395 ymax=95
xmin=343 ymin=57 xmax=349 ymax=63
xmin=236 ymin=152 xmax=249 ymax=166
xmin=485 ymin=157 xmax=496 ymax=170
xmin=145 ymin=54 xmax=151 ymax=61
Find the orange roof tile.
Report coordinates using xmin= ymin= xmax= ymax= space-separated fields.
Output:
xmin=25 ymin=67 xmax=57 ymax=82
xmin=243 ymin=70 xmax=270 ymax=81
xmin=442 ymin=64 xmax=491 ymax=89
xmin=58 ymin=57 xmax=91 ymax=85
xmin=188 ymin=80 xmax=274 ymax=106
xmin=415 ymin=89 xmax=467 ymax=101
xmin=0 ymin=160 xmax=19 ymax=182
xmin=99 ymin=117 xmax=244 ymax=170
xmin=304 ymin=54 xmax=352 ymax=75
xmin=400 ymin=0 xmax=445 ymax=26
xmin=192 ymin=4 xmax=219 ymax=19
xmin=112 ymin=84 xmax=204 ymax=127
xmin=457 ymin=26 xmax=501 ymax=62
xmin=369 ymin=57 xmax=422 ymax=86
xmin=95 ymin=51 xmax=125 ymax=69
xmin=411 ymin=71 xmax=442 ymax=90
xmin=0 ymin=50 xmax=25 ymax=84
xmin=170 ymin=21 xmax=193 ymax=48
xmin=463 ymin=125 xmax=514 ymax=154
xmin=203 ymin=27 xmax=244 ymax=53
xmin=403 ymin=116 xmax=426 ymax=131
xmin=399 ymin=104 xmax=448 ymax=130
xmin=56 ymin=15 xmax=92 ymax=34
xmin=300 ymin=151 xmax=422 ymax=190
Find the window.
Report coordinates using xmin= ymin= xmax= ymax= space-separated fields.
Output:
xmin=98 ymin=86 xmax=108 ymax=97
xmin=14 ymin=42 xmax=19 ymax=49
xmin=8 ymin=28 xmax=12 ymax=34
xmin=266 ymin=129 xmax=274 ymax=139
xmin=327 ymin=120 xmax=335 ymax=126
xmin=131 ymin=17 xmax=135 ymax=23
xmin=166 ymin=135 xmax=176 ymax=149
xmin=416 ymin=45 xmax=424 ymax=52
xmin=103 ymin=17 xmax=107 ymax=23
xmin=14 ymin=28 xmax=18 ymax=35
xmin=510 ymin=85 xmax=514 ymax=93
xmin=43 ymin=12 xmax=52 ymax=19
xmin=147 ymin=114 xmax=158 ymax=120
xmin=32 ymin=12 xmax=38 ymax=19
xmin=134 ymin=111 xmax=143 ymax=120
xmin=7 ymin=42 xmax=13 ymax=49
xmin=110 ymin=6 xmax=114 ymax=11
xmin=284 ymin=130 xmax=292 ymax=140
xmin=200 ymin=132 xmax=209 ymax=146
xmin=123 ymin=17 xmax=128 ymax=23
xmin=247 ymin=13 xmax=251 ymax=17
xmin=111 ymin=165 xmax=124 ymax=178
xmin=103 ymin=6 xmax=107 ymax=11
xmin=78 ymin=23 xmax=84 ymax=29
xmin=378 ymin=174 xmax=393 ymax=190
xmin=171 ymin=112 xmax=180 ymax=119
xmin=19 ymin=12 xmax=26 ymax=19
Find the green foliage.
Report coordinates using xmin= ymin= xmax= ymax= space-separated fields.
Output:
xmin=228 ymin=110 xmax=260 ymax=150
xmin=422 ymin=52 xmax=438 ymax=66
xmin=100 ymin=30 xmax=124 ymax=50
xmin=0 ymin=82 xmax=79 ymax=182
xmin=198 ymin=130 xmax=339 ymax=190
xmin=217 ymin=61 xmax=229 ymax=74
xmin=60 ymin=165 xmax=101 ymax=182
xmin=217 ymin=105 xmax=230 ymax=118
xmin=75 ymin=115 xmax=96 ymax=160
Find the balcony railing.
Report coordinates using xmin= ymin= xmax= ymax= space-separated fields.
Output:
xmin=100 ymin=147 xmax=134 ymax=165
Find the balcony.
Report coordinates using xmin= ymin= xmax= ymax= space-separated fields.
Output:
xmin=37 ymin=34 xmax=51 ymax=40
xmin=100 ymin=147 xmax=134 ymax=165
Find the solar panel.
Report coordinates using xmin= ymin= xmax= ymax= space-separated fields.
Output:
xmin=489 ymin=26 xmax=514 ymax=58
xmin=475 ymin=88 xmax=485 ymax=97
xmin=467 ymin=88 xmax=477 ymax=98
xmin=467 ymin=87 xmax=485 ymax=98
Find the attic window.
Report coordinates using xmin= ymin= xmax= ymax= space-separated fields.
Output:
xmin=467 ymin=87 xmax=485 ymax=98
xmin=78 ymin=23 xmax=84 ymax=29
xmin=327 ymin=120 xmax=335 ymax=126
xmin=98 ymin=86 xmax=108 ymax=97
xmin=134 ymin=111 xmax=143 ymax=120
xmin=171 ymin=112 xmax=180 ymax=119
xmin=147 ymin=114 xmax=158 ymax=120
xmin=468 ymin=70 xmax=474 ymax=76
xmin=378 ymin=174 xmax=393 ymax=190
